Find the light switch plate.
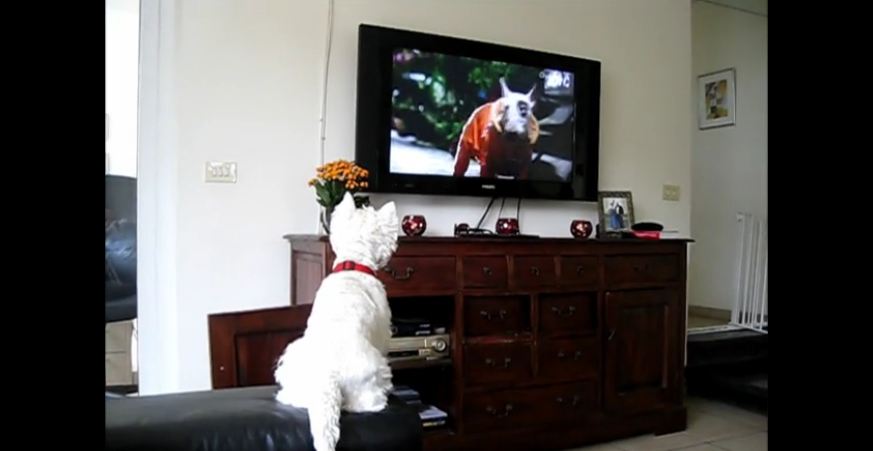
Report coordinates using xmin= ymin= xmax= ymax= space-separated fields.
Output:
xmin=662 ymin=184 xmax=680 ymax=201
xmin=206 ymin=161 xmax=238 ymax=183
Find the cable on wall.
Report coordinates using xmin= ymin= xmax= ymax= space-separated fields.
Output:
xmin=318 ymin=0 xmax=336 ymax=166
xmin=315 ymin=0 xmax=335 ymax=233
xmin=476 ymin=197 xmax=498 ymax=231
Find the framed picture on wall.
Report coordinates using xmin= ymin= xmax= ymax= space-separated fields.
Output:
xmin=697 ymin=68 xmax=736 ymax=129
xmin=598 ymin=191 xmax=634 ymax=235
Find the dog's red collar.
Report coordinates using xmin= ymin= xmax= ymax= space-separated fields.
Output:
xmin=332 ymin=261 xmax=376 ymax=277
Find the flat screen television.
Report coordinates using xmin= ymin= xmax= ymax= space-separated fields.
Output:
xmin=355 ymin=24 xmax=601 ymax=201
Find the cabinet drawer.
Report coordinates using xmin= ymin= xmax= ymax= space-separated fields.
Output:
xmin=559 ymin=256 xmax=599 ymax=286
xmin=464 ymin=296 xmax=529 ymax=337
xmin=604 ymin=254 xmax=679 ymax=286
xmin=463 ymin=387 xmax=542 ymax=433
xmin=464 ymin=342 xmax=532 ymax=386
xmin=537 ymin=338 xmax=599 ymax=381
xmin=513 ymin=256 xmax=557 ymax=289
xmin=539 ymin=293 xmax=597 ymax=336
xmin=539 ymin=381 xmax=598 ymax=424
xmin=378 ymin=256 xmax=455 ymax=293
xmin=463 ymin=382 xmax=597 ymax=433
xmin=462 ymin=256 xmax=508 ymax=289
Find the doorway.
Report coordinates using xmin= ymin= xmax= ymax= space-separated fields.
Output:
xmin=105 ymin=0 xmax=141 ymax=395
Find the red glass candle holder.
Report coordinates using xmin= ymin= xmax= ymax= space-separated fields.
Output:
xmin=570 ymin=220 xmax=593 ymax=239
xmin=401 ymin=215 xmax=427 ymax=236
xmin=496 ymin=217 xmax=520 ymax=235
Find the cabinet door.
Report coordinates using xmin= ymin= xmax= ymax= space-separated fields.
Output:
xmin=604 ymin=289 xmax=680 ymax=413
xmin=209 ymin=304 xmax=312 ymax=388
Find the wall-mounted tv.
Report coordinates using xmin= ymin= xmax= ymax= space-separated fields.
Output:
xmin=355 ymin=24 xmax=601 ymax=201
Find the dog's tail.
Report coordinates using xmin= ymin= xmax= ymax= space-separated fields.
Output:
xmin=309 ymin=370 xmax=342 ymax=451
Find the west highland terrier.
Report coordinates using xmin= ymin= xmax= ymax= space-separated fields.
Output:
xmin=274 ymin=192 xmax=400 ymax=451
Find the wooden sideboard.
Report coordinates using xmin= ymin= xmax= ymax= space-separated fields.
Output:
xmin=209 ymin=235 xmax=691 ymax=450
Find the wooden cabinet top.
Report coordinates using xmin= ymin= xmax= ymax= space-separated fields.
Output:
xmin=284 ymin=234 xmax=693 ymax=245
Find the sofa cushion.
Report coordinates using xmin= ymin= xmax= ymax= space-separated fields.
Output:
xmin=105 ymin=385 xmax=422 ymax=451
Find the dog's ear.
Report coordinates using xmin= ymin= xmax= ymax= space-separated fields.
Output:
xmin=527 ymin=114 xmax=540 ymax=144
xmin=334 ymin=191 xmax=357 ymax=221
xmin=499 ymin=78 xmax=511 ymax=98
xmin=490 ymin=99 xmax=506 ymax=133
xmin=526 ymin=84 xmax=537 ymax=107
xmin=377 ymin=201 xmax=399 ymax=235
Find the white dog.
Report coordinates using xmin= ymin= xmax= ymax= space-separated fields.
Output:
xmin=274 ymin=192 xmax=400 ymax=451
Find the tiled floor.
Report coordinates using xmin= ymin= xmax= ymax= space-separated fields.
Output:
xmin=565 ymin=397 xmax=767 ymax=451
xmin=687 ymin=315 xmax=729 ymax=329
xmin=106 ymin=320 xmax=136 ymax=386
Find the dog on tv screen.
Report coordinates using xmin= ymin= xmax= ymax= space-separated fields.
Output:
xmin=389 ymin=49 xmax=576 ymax=182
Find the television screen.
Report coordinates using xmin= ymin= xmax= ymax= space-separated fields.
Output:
xmin=355 ymin=25 xmax=600 ymax=201
xmin=390 ymin=48 xmax=576 ymax=183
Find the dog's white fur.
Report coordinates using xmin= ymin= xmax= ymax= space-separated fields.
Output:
xmin=274 ymin=192 xmax=399 ymax=451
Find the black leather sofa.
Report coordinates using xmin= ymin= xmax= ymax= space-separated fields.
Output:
xmin=105 ymin=385 xmax=423 ymax=451
xmin=106 ymin=174 xmax=137 ymax=323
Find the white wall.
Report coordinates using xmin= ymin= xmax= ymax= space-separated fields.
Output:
xmin=106 ymin=0 xmax=140 ymax=178
xmin=689 ymin=0 xmax=767 ymax=312
xmin=140 ymin=0 xmax=693 ymax=394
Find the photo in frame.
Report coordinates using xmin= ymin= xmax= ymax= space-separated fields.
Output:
xmin=598 ymin=191 xmax=634 ymax=234
xmin=697 ymin=68 xmax=736 ymax=129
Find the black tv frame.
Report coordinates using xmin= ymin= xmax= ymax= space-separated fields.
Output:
xmin=355 ymin=24 xmax=601 ymax=201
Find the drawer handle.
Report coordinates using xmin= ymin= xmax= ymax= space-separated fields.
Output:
xmin=485 ymin=404 xmax=514 ymax=417
xmin=482 ymin=266 xmax=493 ymax=277
xmin=632 ymin=264 xmax=651 ymax=272
xmin=551 ymin=305 xmax=576 ymax=317
xmin=383 ymin=266 xmax=414 ymax=280
xmin=479 ymin=309 xmax=507 ymax=321
xmin=576 ymin=266 xmax=586 ymax=275
xmin=530 ymin=266 xmax=541 ymax=276
xmin=556 ymin=350 xmax=584 ymax=361
xmin=555 ymin=395 xmax=581 ymax=407
xmin=484 ymin=357 xmax=512 ymax=368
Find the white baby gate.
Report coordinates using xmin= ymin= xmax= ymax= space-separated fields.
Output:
xmin=732 ymin=212 xmax=768 ymax=333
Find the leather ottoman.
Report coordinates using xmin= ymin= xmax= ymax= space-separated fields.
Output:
xmin=105 ymin=385 xmax=422 ymax=451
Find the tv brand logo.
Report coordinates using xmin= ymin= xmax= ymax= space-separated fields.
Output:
xmin=482 ymin=184 xmax=496 ymax=190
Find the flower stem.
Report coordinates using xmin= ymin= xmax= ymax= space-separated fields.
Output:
xmin=320 ymin=206 xmax=333 ymax=235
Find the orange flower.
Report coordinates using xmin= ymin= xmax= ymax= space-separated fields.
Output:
xmin=309 ymin=159 xmax=370 ymax=193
